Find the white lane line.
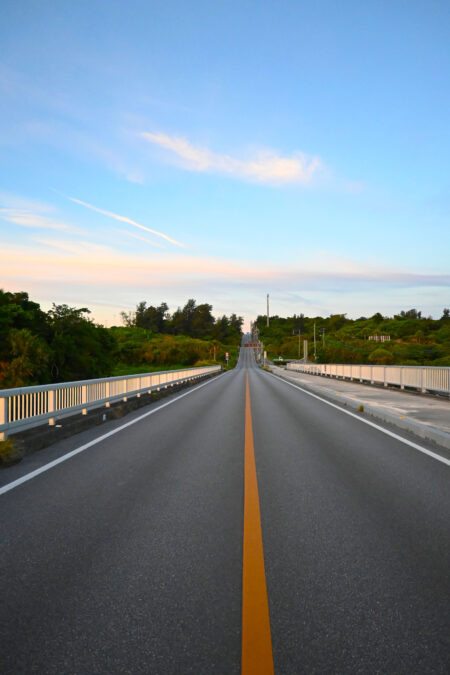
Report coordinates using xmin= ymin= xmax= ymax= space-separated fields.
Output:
xmin=266 ymin=371 xmax=450 ymax=467
xmin=0 ymin=372 xmax=229 ymax=497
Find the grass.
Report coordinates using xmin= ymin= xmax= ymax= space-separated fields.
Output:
xmin=0 ymin=438 xmax=21 ymax=466
xmin=112 ymin=363 xmax=187 ymax=376
xmin=112 ymin=360 xmax=227 ymax=377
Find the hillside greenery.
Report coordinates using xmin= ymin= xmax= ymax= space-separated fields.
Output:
xmin=0 ymin=290 xmax=242 ymax=388
xmin=255 ymin=309 xmax=450 ymax=366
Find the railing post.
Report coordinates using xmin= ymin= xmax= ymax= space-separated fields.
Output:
xmin=48 ymin=389 xmax=55 ymax=426
xmin=0 ymin=395 xmax=7 ymax=440
xmin=105 ymin=381 xmax=110 ymax=407
xmin=82 ymin=385 xmax=87 ymax=415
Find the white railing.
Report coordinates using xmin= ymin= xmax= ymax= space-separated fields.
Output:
xmin=286 ymin=363 xmax=450 ymax=396
xmin=0 ymin=366 xmax=221 ymax=440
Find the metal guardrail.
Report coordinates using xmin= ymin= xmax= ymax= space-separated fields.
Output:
xmin=286 ymin=363 xmax=450 ymax=396
xmin=0 ymin=366 xmax=221 ymax=440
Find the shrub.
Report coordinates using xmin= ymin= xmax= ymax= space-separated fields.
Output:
xmin=0 ymin=439 xmax=21 ymax=466
xmin=368 ymin=348 xmax=394 ymax=365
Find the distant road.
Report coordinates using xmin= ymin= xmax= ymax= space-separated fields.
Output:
xmin=1 ymin=344 xmax=449 ymax=673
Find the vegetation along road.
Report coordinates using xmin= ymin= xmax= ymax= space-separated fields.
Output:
xmin=0 ymin=342 xmax=449 ymax=673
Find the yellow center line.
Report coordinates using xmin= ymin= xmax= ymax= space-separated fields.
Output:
xmin=242 ymin=373 xmax=274 ymax=675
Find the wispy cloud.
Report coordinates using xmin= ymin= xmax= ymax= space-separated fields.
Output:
xmin=66 ymin=195 xmax=185 ymax=248
xmin=33 ymin=238 xmax=114 ymax=256
xmin=0 ymin=193 xmax=80 ymax=233
xmin=0 ymin=191 xmax=53 ymax=213
xmin=141 ymin=132 xmax=322 ymax=185
xmin=0 ymin=208 xmax=75 ymax=232
xmin=116 ymin=228 xmax=165 ymax=249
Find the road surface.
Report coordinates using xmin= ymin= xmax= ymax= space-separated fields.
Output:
xmin=1 ymin=344 xmax=449 ymax=673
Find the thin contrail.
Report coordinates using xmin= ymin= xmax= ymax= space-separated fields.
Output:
xmin=66 ymin=195 xmax=185 ymax=248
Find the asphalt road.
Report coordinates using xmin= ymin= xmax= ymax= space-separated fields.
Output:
xmin=1 ymin=344 xmax=449 ymax=674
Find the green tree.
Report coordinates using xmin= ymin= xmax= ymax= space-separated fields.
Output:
xmin=169 ymin=299 xmax=196 ymax=335
xmin=192 ymin=303 xmax=215 ymax=338
xmin=213 ymin=315 xmax=230 ymax=341
xmin=0 ymin=289 xmax=47 ymax=347
xmin=229 ymin=313 xmax=244 ymax=336
xmin=48 ymin=304 xmax=114 ymax=381
xmin=371 ymin=312 xmax=384 ymax=323
xmin=135 ymin=301 xmax=169 ymax=332
xmin=120 ymin=310 xmax=136 ymax=327
xmin=400 ymin=308 xmax=422 ymax=319
xmin=368 ymin=348 xmax=394 ymax=365
xmin=0 ymin=329 xmax=50 ymax=388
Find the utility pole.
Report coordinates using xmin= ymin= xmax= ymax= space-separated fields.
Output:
xmin=314 ymin=322 xmax=316 ymax=358
xmin=293 ymin=329 xmax=301 ymax=358
xmin=266 ymin=293 xmax=270 ymax=328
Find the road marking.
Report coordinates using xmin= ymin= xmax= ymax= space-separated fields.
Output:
xmin=0 ymin=373 xmax=228 ymax=497
xmin=242 ymin=374 xmax=274 ymax=675
xmin=267 ymin=372 xmax=450 ymax=467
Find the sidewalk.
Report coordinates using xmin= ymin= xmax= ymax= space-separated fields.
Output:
xmin=270 ymin=365 xmax=450 ymax=451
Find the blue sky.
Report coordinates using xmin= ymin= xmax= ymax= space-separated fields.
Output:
xmin=0 ymin=0 xmax=449 ymax=326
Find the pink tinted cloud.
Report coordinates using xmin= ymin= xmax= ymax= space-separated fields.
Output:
xmin=141 ymin=132 xmax=322 ymax=185
xmin=2 ymin=241 xmax=448 ymax=290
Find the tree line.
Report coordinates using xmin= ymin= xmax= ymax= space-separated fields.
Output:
xmin=256 ymin=309 xmax=450 ymax=366
xmin=121 ymin=298 xmax=243 ymax=342
xmin=0 ymin=290 xmax=243 ymax=388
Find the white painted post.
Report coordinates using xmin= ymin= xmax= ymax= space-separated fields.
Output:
xmin=82 ymin=385 xmax=87 ymax=415
xmin=105 ymin=381 xmax=110 ymax=407
xmin=48 ymin=389 xmax=55 ymax=426
xmin=123 ymin=377 xmax=128 ymax=402
xmin=0 ymin=395 xmax=7 ymax=440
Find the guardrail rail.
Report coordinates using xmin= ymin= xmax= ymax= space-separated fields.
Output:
xmin=0 ymin=365 xmax=221 ymax=440
xmin=286 ymin=363 xmax=450 ymax=396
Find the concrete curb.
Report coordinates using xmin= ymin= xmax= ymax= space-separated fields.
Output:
xmin=268 ymin=367 xmax=450 ymax=453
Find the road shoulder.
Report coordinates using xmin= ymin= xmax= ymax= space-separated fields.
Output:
xmin=267 ymin=365 xmax=450 ymax=454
